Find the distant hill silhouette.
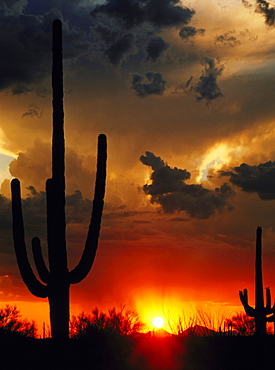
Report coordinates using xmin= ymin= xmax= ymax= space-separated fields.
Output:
xmin=132 ymin=324 xmax=219 ymax=338
xmin=181 ymin=324 xmax=217 ymax=337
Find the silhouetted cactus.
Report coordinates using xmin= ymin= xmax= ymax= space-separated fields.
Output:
xmin=239 ymin=226 xmax=274 ymax=335
xmin=11 ymin=19 xmax=107 ymax=340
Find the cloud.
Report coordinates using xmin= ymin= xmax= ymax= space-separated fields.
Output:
xmin=188 ymin=58 xmax=224 ymax=104
xmin=221 ymin=161 xmax=275 ymax=200
xmin=0 ymin=0 xmax=197 ymax=89
xmin=0 ymin=4 xmax=52 ymax=91
xmin=146 ymin=37 xmax=168 ymax=62
xmin=241 ymin=0 xmax=253 ymax=9
xmin=90 ymin=0 xmax=196 ymax=65
xmin=132 ymin=72 xmax=166 ymax=97
xmin=256 ymin=0 xmax=275 ymax=26
xmin=0 ymin=1 xmax=99 ymax=91
xmin=22 ymin=104 xmax=42 ymax=119
xmin=105 ymin=33 xmax=136 ymax=65
xmin=215 ymin=31 xmax=241 ymax=47
xmin=242 ymin=0 xmax=275 ymax=26
xmin=11 ymin=86 xmax=33 ymax=96
xmin=0 ymin=193 xmax=12 ymax=232
xmin=0 ymin=185 xmax=93 ymax=236
xmin=140 ymin=151 xmax=234 ymax=219
xmin=8 ymin=139 xmax=97 ymax=197
xmin=132 ymin=72 xmax=166 ymax=98
xmin=91 ymin=0 xmax=195 ymax=29
xmin=179 ymin=26 xmax=205 ymax=39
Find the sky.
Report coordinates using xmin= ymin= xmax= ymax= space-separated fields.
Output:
xmin=1 ymin=0 xmax=275 ymax=334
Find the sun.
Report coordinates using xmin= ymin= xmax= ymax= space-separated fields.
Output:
xmin=152 ymin=316 xmax=165 ymax=329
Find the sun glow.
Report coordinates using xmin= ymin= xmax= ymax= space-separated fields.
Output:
xmin=152 ymin=316 xmax=164 ymax=329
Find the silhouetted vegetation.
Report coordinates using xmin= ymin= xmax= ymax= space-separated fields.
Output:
xmin=224 ymin=312 xmax=255 ymax=336
xmin=11 ymin=19 xmax=107 ymax=340
xmin=239 ymin=226 xmax=275 ymax=335
xmin=0 ymin=305 xmax=36 ymax=338
xmin=70 ymin=305 xmax=144 ymax=338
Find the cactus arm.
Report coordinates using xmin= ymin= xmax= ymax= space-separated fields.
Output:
xmin=239 ymin=289 xmax=255 ymax=317
xmin=11 ymin=179 xmax=48 ymax=298
xmin=32 ymin=237 xmax=50 ymax=284
xmin=265 ymin=287 xmax=271 ymax=310
xmin=69 ymin=134 xmax=107 ymax=284
xmin=263 ymin=287 xmax=274 ymax=316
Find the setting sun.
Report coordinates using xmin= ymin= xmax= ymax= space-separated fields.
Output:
xmin=152 ymin=316 xmax=165 ymax=329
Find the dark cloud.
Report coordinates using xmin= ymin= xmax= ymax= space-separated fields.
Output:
xmin=90 ymin=0 xmax=196 ymax=65
xmin=256 ymin=0 xmax=275 ymax=26
xmin=189 ymin=58 xmax=224 ymax=104
xmin=242 ymin=0 xmax=275 ymax=26
xmin=179 ymin=26 xmax=205 ymax=39
xmin=91 ymin=0 xmax=195 ymax=29
xmin=215 ymin=31 xmax=241 ymax=47
xmin=146 ymin=37 xmax=168 ymax=62
xmin=132 ymin=72 xmax=166 ymax=97
xmin=105 ymin=33 xmax=135 ymax=65
xmin=0 ymin=186 xmax=93 ymax=234
xmin=0 ymin=4 xmax=51 ymax=91
xmin=0 ymin=1 xmax=98 ymax=92
xmin=22 ymin=104 xmax=42 ymax=119
xmin=140 ymin=151 xmax=234 ymax=219
xmin=0 ymin=0 xmax=196 ymax=88
xmin=11 ymin=86 xmax=33 ymax=96
xmin=145 ymin=0 xmax=195 ymax=28
xmin=221 ymin=161 xmax=275 ymax=200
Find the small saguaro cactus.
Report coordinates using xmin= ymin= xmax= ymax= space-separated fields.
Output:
xmin=11 ymin=19 xmax=107 ymax=340
xmin=239 ymin=226 xmax=274 ymax=335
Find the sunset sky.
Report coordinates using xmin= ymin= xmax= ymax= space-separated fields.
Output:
xmin=1 ymin=0 xmax=275 ymax=334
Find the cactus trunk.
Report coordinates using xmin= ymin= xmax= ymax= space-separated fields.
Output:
xmin=255 ymin=227 xmax=266 ymax=335
xmin=11 ymin=19 xmax=107 ymax=340
xmin=48 ymin=282 xmax=70 ymax=339
xmin=239 ymin=227 xmax=275 ymax=336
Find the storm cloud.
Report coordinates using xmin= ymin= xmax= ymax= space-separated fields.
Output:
xmin=132 ymin=72 xmax=166 ymax=97
xmin=140 ymin=151 xmax=234 ymax=219
xmin=90 ymin=0 xmax=196 ymax=65
xmin=146 ymin=37 xmax=168 ymax=62
xmin=105 ymin=33 xmax=136 ymax=65
xmin=0 ymin=186 xmax=93 ymax=235
xmin=221 ymin=161 xmax=275 ymax=200
xmin=91 ymin=0 xmax=195 ymax=30
xmin=179 ymin=26 xmax=205 ymax=39
xmin=0 ymin=0 xmax=97 ymax=92
xmin=189 ymin=58 xmax=224 ymax=103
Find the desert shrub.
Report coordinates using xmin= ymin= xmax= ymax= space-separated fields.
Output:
xmin=0 ymin=305 xmax=37 ymax=337
xmin=224 ymin=312 xmax=255 ymax=336
xmin=70 ymin=305 xmax=144 ymax=338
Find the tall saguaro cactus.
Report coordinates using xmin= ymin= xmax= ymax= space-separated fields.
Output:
xmin=239 ymin=226 xmax=274 ymax=335
xmin=11 ymin=19 xmax=107 ymax=340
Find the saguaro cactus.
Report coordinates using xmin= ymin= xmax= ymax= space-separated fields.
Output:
xmin=239 ymin=226 xmax=274 ymax=335
xmin=11 ymin=19 xmax=107 ymax=340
